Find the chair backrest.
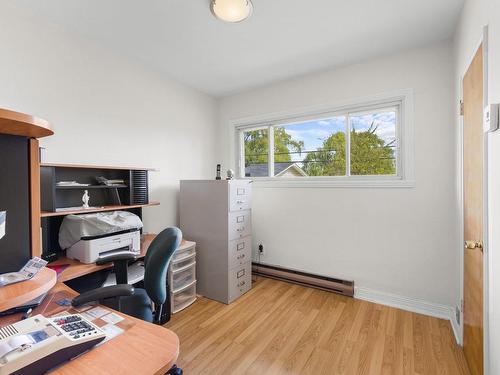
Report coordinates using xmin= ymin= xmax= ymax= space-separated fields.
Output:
xmin=143 ymin=227 xmax=182 ymax=305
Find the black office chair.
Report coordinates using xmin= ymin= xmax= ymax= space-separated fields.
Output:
xmin=71 ymin=227 xmax=183 ymax=375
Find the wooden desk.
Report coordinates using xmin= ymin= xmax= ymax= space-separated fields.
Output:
xmin=49 ymin=234 xmax=187 ymax=283
xmin=0 ymin=283 xmax=180 ymax=375
xmin=50 ymin=234 xmax=157 ymax=282
xmin=0 ymin=268 xmax=57 ymax=312
xmin=0 ymin=108 xmax=53 ymax=138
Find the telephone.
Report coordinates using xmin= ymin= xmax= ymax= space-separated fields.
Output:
xmin=0 ymin=314 xmax=105 ymax=375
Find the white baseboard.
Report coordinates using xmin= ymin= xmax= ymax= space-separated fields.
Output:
xmin=450 ymin=313 xmax=462 ymax=345
xmin=355 ymin=287 xmax=462 ymax=345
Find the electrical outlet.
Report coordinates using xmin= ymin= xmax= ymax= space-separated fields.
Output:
xmin=258 ymin=243 xmax=265 ymax=256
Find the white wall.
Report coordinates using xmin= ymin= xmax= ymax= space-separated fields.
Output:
xmin=455 ymin=0 xmax=500 ymax=373
xmin=0 ymin=0 xmax=473 ymax=357
xmin=0 ymin=2 xmax=218 ymax=234
xmin=218 ymin=43 xmax=459 ymax=314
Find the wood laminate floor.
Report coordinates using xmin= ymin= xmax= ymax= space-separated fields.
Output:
xmin=165 ymin=277 xmax=470 ymax=375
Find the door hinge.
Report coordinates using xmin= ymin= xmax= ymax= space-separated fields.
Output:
xmin=461 ymin=299 xmax=464 ymax=312
xmin=460 ymin=101 xmax=464 ymax=116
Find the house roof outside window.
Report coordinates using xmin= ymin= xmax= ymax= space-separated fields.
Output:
xmin=245 ymin=162 xmax=307 ymax=177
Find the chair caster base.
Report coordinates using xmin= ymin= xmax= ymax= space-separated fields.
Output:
xmin=166 ymin=364 xmax=183 ymax=375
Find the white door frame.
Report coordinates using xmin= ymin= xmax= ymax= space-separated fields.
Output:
xmin=458 ymin=24 xmax=489 ymax=374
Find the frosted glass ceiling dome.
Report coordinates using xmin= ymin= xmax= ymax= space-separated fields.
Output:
xmin=210 ymin=0 xmax=253 ymax=23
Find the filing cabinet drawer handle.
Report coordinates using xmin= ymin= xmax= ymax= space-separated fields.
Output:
xmin=237 ymin=269 xmax=245 ymax=278
xmin=237 ymin=242 xmax=245 ymax=251
xmin=237 ymin=281 xmax=246 ymax=287
xmin=237 ymin=216 xmax=244 ymax=223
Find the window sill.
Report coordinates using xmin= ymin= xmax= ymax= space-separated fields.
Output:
xmin=244 ymin=177 xmax=415 ymax=189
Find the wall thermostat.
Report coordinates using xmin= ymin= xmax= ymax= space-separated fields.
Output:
xmin=484 ymin=103 xmax=499 ymax=132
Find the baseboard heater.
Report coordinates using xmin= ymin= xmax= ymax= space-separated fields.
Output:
xmin=252 ymin=263 xmax=354 ymax=297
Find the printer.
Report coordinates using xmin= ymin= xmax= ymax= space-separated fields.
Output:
xmin=59 ymin=211 xmax=143 ymax=264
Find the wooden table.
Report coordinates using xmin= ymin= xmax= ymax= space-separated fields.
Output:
xmin=0 ymin=283 xmax=180 ymax=375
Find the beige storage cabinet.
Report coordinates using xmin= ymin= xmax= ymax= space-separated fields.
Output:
xmin=180 ymin=180 xmax=252 ymax=304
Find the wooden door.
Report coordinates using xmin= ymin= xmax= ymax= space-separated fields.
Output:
xmin=463 ymin=44 xmax=484 ymax=375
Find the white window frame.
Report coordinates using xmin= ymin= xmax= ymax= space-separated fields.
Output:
xmin=228 ymin=89 xmax=415 ymax=188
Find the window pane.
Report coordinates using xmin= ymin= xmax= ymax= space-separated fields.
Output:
xmin=244 ymin=128 xmax=269 ymax=177
xmin=350 ymin=110 xmax=397 ymax=176
xmin=274 ymin=116 xmax=346 ymax=177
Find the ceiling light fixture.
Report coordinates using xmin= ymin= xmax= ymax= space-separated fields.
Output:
xmin=210 ymin=0 xmax=253 ymax=23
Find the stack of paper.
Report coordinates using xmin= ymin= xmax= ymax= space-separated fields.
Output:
xmin=56 ymin=181 xmax=91 ymax=187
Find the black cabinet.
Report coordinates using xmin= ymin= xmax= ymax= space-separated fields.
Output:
xmin=40 ymin=165 xmax=149 ymax=212
xmin=0 ymin=135 xmax=31 ymax=273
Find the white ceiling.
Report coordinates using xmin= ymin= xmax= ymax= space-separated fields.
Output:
xmin=11 ymin=0 xmax=464 ymax=97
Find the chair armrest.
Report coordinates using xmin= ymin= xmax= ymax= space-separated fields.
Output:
xmin=96 ymin=250 xmax=138 ymax=265
xmin=71 ymin=285 xmax=135 ymax=307
xmin=96 ymin=250 xmax=137 ymax=285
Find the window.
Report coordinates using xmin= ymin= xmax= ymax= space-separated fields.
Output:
xmin=349 ymin=109 xmax=397 ymax=176
xmin=234 ymin=92 xmax=414 ymax=187
xmin=240 ymin=107 xmax=399 ymax=178
xmin=243 ymin=127 xmax=269 ymax=177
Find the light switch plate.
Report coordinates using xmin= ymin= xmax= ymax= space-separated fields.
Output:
xmin=484 ymin=103 xmax=499 ymax=132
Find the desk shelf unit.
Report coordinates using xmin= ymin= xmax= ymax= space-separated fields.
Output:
xmin=41 ymin=202 xmax=160 ymax=218
xmin=39 ymin=163 xmax=158 ymax=262
xmin=41 ymin=164 xmax=153 ymax=212
xmin=55 ymin=184 xmax=128 ymax=190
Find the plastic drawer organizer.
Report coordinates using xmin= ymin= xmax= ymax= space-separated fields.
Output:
xmin=169 ymin=241 xmax=197 ymax=313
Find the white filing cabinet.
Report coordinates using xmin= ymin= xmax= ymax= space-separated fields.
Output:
xmin=180 ymin=180 xmax=252 ymax=304
xmin=169 ymin=240 xmax=197 ymax=313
